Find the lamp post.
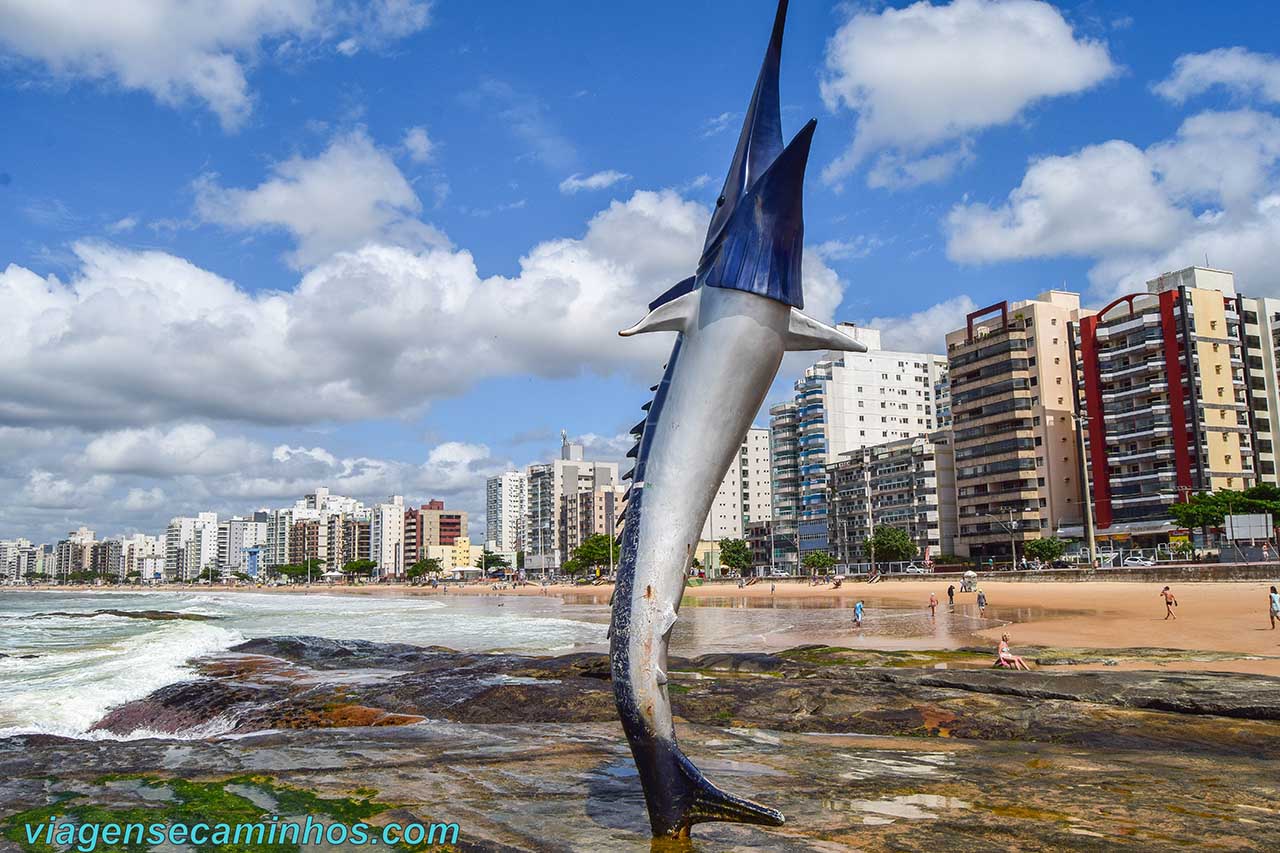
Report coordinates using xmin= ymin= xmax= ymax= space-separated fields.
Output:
xmin=1072 ymin=413 xmax=1099 ymax=569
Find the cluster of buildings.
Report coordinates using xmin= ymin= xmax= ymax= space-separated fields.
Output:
xmin=6 ymin=264 xmax=1277 ymax=583
xmin=0 ymin=488 xmax=480 ymax=584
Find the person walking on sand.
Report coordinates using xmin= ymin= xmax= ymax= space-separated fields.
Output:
xmin=1269 ymin=585 xmax=1279 ymax=630
xmin=1160 ymin=585 xmax=1178 ymax=620
xmin=947 ymin=584 xmax=955 ymax=608
xmin=997 ymin=633 xmax=1031 ymax=670
xmin=928 ymin=592 xmax=938 ymax=619
xmin=976 ymin=587 xmax=988 ymax=616
xmin=854 ymin=599 xmax=864 ymax=629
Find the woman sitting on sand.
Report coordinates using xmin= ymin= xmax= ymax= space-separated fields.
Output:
xmin=997 ymin=633 xmax=1030 ymax=670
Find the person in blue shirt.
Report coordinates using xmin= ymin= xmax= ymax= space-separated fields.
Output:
xmin=854 ymin=599 xmax=864 ymax=628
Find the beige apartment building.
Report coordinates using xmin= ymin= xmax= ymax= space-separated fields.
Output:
xmin=945 ymin=291 xmax=1088 ymax=560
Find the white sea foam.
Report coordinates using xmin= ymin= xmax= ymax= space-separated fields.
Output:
xmin=0 ymin=589 xmax=606 ymax=739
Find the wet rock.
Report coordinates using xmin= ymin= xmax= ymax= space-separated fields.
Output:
xmin=32 ymin=609 xmax=219 ymax=621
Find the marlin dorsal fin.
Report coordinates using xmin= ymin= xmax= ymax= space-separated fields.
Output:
xmin=783 ymin=309 xmax=868 ymax=353
xmin=619 ymin=288 xmax=700 ymax=337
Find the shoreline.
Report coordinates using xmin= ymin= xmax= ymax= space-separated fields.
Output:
xmin=7 ymin=577 xmax=1280 ymax=674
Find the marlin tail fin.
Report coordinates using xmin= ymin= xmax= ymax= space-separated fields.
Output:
xmin=648 ymin=740 xmax=785 ymax=837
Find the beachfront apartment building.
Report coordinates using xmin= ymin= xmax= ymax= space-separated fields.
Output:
xmin=370 ymin=496 xmax=406 ymax=578
xmin=526 ymin=433 xmax=618 ymax=573
xmin=700 ymin=427 xmax=773 ymax=543
xmin=486 ymin=471 xmax=528 ymax=554
xmin=827 ymin=431 xmax=958 ymax=564
xmin=1069 ymin=267 xmax=1280 ymax=546
xmin=945 ymin=292 xmax=1088 ymax=561
xmin=404 ymin=501 xmax=467 ymax=566
xmin=769 ymin=326 xmax=949 ymax=572
xmin=559 ymin=484 xmax=627 ymax=562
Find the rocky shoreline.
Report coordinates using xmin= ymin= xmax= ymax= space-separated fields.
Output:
xmin=5 ymin=636 xmax=1280 ymax=850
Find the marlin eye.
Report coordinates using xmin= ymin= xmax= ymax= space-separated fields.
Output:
xmin=716 ymin=196 xmax=725 ymax=207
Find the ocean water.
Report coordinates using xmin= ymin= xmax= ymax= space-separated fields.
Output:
xmin=0 ymin=590 xmax=608 ymax=739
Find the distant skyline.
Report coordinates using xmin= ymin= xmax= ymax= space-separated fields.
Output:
xmin=3 ymin=0 xmax=1280 ymax=541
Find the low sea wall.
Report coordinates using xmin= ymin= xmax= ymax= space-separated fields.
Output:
xmin=852 ymin=564 xmax=1280 ymax=583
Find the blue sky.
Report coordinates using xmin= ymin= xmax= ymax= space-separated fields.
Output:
xmin=3 ymin=0 xmax=1280 ymax=542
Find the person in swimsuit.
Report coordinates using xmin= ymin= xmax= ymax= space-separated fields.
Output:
xmin=1160 ymin=586 xmax=1177 ymax=620
xmin=1269 ymin=586 xmax=1279 ymax=630
xmin=928 ymin=592 xmax=938 ymax=619
xmin=854 ymin=599 xmax=864 ymax=628
xmin=997 ymin=633 xmax=1030 ymax=670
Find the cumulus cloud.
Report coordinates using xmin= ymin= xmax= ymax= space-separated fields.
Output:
xmin=1154 ymin=47 xmax=1280 ymax=105
xmin=0 ymin=189 xmax=847 ymax=432
xmin=83 ymin=424 xmax=265 ymax=476
xmin=194 ymin=129 xmax=447 ymax=268
xmin=820 ymin=0 xmax=1115 ymax=186
xmin=946 ymin=108 xmax=1280 ymax=301
xmin=812 ymin=235 xmax=883 ymax=262
xmin=403 ymin=125 xmax=435 ymax=163
xmin=946 ymin=141 xmax=1190 ymax=261
xmin=863 ymin=295 xmax=979 ymax=355
xmin=559 ymin=170 xmax=632 ymax=194
xmin=0 ymin=0 xmax=432 ymax=130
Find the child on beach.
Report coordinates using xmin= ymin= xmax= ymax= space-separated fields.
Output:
xmin=1270 ymin=586 xmax=1278 ymax=630
xmin=1160 ymin=586 xmax=1178 ymax=620
xmin=928 ymin=592 xmax=938 ymax=618
xmin=976 ymin=588 xmax=987 ymax=616
xmin=854 ymin=599 xmax=864 ymax=628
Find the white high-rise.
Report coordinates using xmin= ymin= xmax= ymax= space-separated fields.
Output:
xmin=370 ymin=496 xmax=406 ymax=578
xmin=526 ymin=433 xmax=619 ymax=573
xmin=700 ymin=428 xmax=773 ymax=541
xmin=486 ymin=471 xmax=528 ymax=554
xmin=770 ymin=326 xmax=950 ymax=569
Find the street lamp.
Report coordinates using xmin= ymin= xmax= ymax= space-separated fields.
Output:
xmin=1072 ymin=412 xmax=1099 ymax=569
xmin=986 ymin=508 xmax=1020 ymax=571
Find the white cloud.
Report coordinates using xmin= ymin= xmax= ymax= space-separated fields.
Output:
xmin=0 ymin=1 xmax=432 ymax=131
xmin=105 ymin=216 xmax=138 ymax=234
xmin=559 ymin=170 xmax=632 ymax=195
xmin=122 ymin=487 xmax=166 ymax=511
xmin=1154 ymin=47 xmax=1280 ymax=105
xmin=812 ymin=236 xmax=883 ymax=262
xmin=19 ymin=470 xmax=112 ymax=510
xmin=946 ymin=140 xmax=1189 ymax=262
xmin=700 ymin=112 xmax=735 ymax=138
xmin=403 ymin=126 xmax=434 ymax=163
xmin=194 ymin=129 xmax=447 ymax=268
xmin=0 ymin=189 xmax=848 ymax=432
xmin=820 ymin=0 xmax=1115 ymax=186
xmin=863 ymin=295 xmax=979 ymax=355
xmin=945 ymin=108 xmax=1280 ymax=302
xmin=83 ymin=424 xmax=264 ymax=476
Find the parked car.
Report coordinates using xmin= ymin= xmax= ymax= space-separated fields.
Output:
xmin=1123 ymin=556 xmax=1154 ymax=566
xmin=768 ymin=568 xmax=790 ymax=578
xmin=903 ymin=563 xmax=929 ymax=574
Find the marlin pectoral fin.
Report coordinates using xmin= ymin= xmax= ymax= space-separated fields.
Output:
xmin=619 ymin=288 xmax=700 ymax=337
xmin=782 ymin=308 xmax=868 ymax=353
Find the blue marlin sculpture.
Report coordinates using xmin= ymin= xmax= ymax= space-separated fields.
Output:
xmin=609 ymin=0 xmax=867 ymax=840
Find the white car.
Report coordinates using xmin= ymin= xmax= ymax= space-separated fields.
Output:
xmin=903 ymin=563 xmax=929 ymax=574
xmin=1123 ymin=556 xmax=1154 ymax=566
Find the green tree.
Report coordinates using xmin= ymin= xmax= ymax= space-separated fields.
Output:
xmin=1022 ymin=537 xmax=1067 ymax=562
xmin=573 ymin=534 xmax=618 ymax=572
xmin=561 ymin=557 xmax=584 ymax=579
xmin=406 ymin=557 xmax=442 ymax=581
xmin=343 ymin=559 xmax=378 ymax=576
xmin=865 ymin=526 xmax=917 ymax=563
xmin=802 ymin=550 xmax=836 ymax=576
xmin=718 ymin=538 xmax=752 ymax=575
xmin=476 ymin=550 xmax=510 ymax=574
xmin=274 ymin=558 xmax=322 ymax=581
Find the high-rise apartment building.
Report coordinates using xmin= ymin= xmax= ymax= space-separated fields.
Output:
xmin=370 ymin=496 xmax=406 ymax=578
xmin=770 ymin=326 xmax=949 ymax=570
xmin=1071 ymin=267 xmax=1280 ymax=544
xmin=827 ymin=431 xmax=958 ymax=563
xmin=217 ymin=516 xmax=267 ymax=575
xmin=486 ymin=471 xmax=528 ymax=554
xmin=945 ymin=292 xmax=1087 ymax=560
xmin=560 ymin=485 xmax=627 ymax=560
xmin=404 ymin=500 xmax=467 ymax=565
xmin=526 ymin=433 xmax=619 ymax=572
xmin=700 ymin=428 xmax=773 ymax=541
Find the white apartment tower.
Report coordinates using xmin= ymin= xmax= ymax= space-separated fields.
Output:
xmin=770 ymin=326 xmax=950 ymax=569
xmin=701 ymin=427 xmax=774 ymax=540
xmin=486 ymin=471 xmax=528 ymax=554
xmin=526 ymin=433 xmax=619 ymax=573
xmin=370 ymin=496 xmax=406 ymax=578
